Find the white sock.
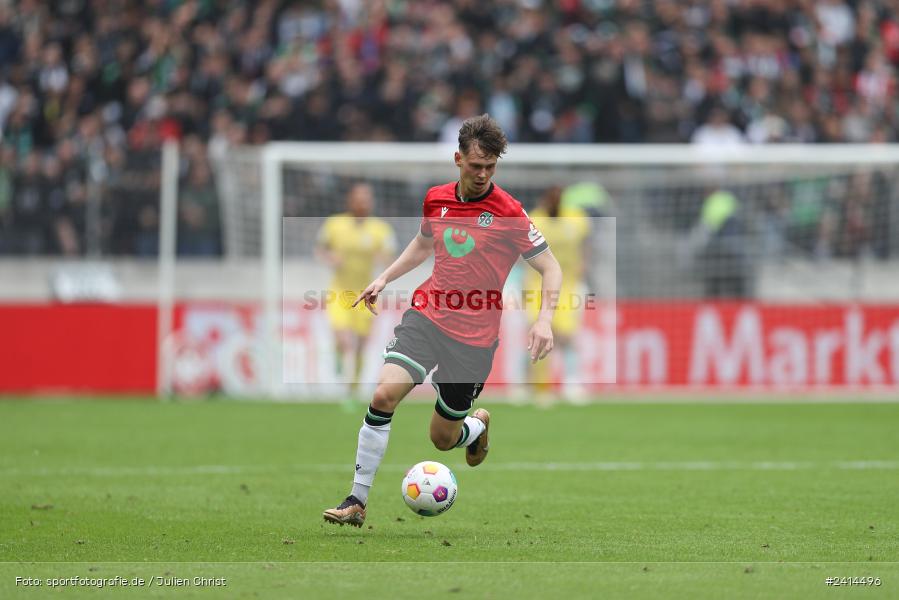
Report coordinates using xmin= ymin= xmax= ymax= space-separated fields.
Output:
xmin=350 ymin=412 xmax=391 ymax=505
xmin=454 ymin=415 xmax=486 ymax=448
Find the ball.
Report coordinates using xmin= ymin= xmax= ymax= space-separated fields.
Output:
xmin=401 ymin=461 xmax=458 ymax=517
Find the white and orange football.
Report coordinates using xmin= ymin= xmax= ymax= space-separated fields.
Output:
xmin=401 ymin=461 xmax=458 ymax=517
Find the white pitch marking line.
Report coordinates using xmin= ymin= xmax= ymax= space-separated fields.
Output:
xmin=2 ymin=460 xmax=899 ymax=477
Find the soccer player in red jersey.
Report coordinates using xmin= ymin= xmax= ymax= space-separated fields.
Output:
xmin=324 ymin=115 xmax=563 ymax=527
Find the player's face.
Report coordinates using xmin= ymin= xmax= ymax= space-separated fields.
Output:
xmin=347 ymin=184 xmax=373 ymax=217
xmin=455 ymin=143 xmax=497 ymax=199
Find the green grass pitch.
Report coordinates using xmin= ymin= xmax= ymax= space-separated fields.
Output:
xmin=1 ymin=398 xmax=898 ymax=598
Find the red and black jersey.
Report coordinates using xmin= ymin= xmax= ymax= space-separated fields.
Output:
xmin=413 ymin=181 xmax=548 ymax=347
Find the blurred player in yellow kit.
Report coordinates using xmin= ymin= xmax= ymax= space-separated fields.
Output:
xmin=316 ymin=183 xmax=396 ymax=398
xmin=524 ymin=185 xmax=590 ymax=403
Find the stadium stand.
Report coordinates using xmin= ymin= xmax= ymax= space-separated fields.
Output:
xmin=0 ymin=0 xmax=897 ymax=258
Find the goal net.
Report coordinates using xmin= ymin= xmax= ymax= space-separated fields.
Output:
xmin=179 ymin=144 xmax=899 ymax=397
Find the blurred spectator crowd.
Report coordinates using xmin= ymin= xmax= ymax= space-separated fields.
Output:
xmin=0 ymin=0 xmax=897 ymax=256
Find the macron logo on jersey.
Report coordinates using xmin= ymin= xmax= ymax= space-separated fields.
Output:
xmin=441 ymin=207 xmax=449 ymax=218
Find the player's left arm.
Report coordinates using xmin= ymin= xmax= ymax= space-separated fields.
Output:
xmin=525 ymin=248 xmax=562 ymax=363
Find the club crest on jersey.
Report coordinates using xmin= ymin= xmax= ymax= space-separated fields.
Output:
xmin=477 ymin=211 xmax=494 ymax=227
xmin=443 ymin=227 xmax=475 ymax=258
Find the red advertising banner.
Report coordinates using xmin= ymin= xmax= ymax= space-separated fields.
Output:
xmin=3 ymin=302 xmax=899 ymax=394
xmin=593 ymin=302 xmax=899 ymax=389
xmin=0 ymin=304 xmax=157 ymax=393
xmin=170 ymin=302 xmax=899 ymax=394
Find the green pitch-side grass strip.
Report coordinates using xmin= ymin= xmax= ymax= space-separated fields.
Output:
xmin=0 ymin=400 xmax=897 ymax=574
xmin=5 ymin=465 xmax=895 ymax=563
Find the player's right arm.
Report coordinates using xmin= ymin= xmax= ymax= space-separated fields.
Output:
xmin=353 ymin=231 xmax=434 ymax=314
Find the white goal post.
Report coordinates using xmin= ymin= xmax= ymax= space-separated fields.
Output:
xmin=159 ymin=143 xmax=899 ymax=397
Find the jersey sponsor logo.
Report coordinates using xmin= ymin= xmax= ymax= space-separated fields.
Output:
xmin=477 ymin=211 xmax=494 ymax=227
xmin=528 ymin=223 xmax=546 ymax=246
xmin=443 ymin=227 xmax=476 ymax=257
xmin=440 ymin=207 xmax=449 ymax=218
